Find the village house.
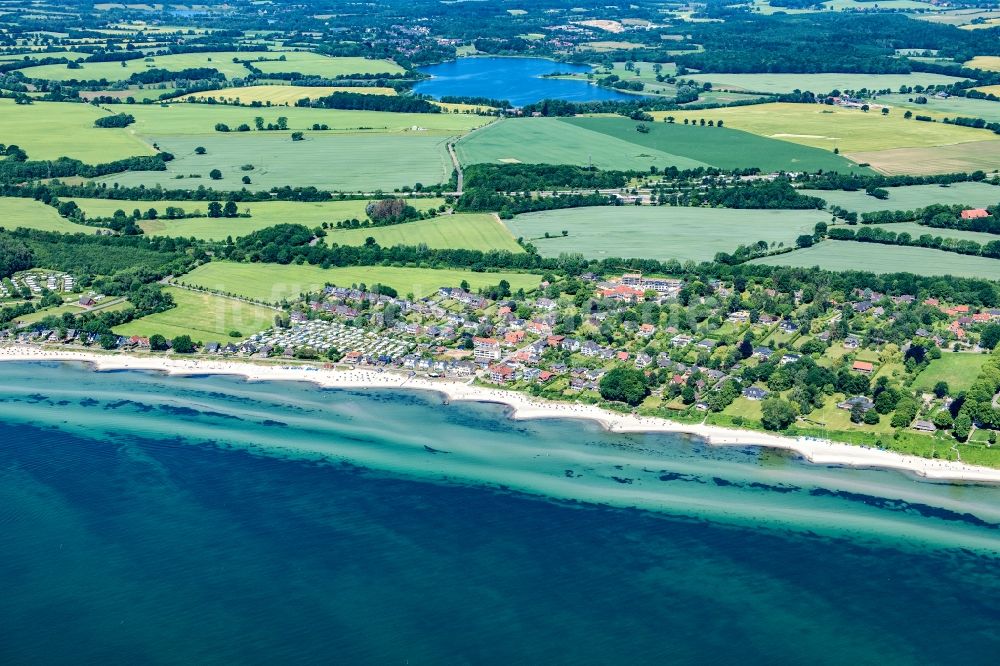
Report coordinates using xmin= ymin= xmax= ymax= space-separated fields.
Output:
xmin=852 ymin=360 xmax=874 ymax=375
xmin=473 ymin=337 xmax=501 ymax=362
xmin=742 ymin=386 xmax=769 ymax=401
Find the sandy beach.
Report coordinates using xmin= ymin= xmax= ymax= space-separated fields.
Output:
xmin=4 ymin=345 xmax=1000 ymax=485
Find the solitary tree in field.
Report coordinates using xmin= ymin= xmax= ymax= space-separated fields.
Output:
xmin=194 ymin=146 xmax=206 ymax=155
xmin=209 ymin=168 xmax=222 ymax=180
xmin=881 ymin=107 xmax=889 ymax=116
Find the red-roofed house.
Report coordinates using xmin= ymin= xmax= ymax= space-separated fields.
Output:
xmin=489 ymin=364 xmax=515 ymax=383
xmin=961 ymin=209 xmax=990 ymax=220
xmin=852 ymin=360 xmax=874 ymax=374
xmin=504 ymin=330 xmax=525 ymax=346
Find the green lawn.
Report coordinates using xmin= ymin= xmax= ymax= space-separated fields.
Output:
xmin=0 ymin=99 xmax=154 ymax=162
xmin=504 ymin=206 xmax=828 ymax=262
xmin=0 ymin=197 xmax=95 ymax=234
xmin=328 ymin=214 xmax=522 ymax=252
xmin=17 ymin=299 xmax=132 ymax=325
xmin=67 ymin=198 xmax=445 ymax=240
xmin=97 ymin=133 xmax=457 ymax=193
xmin=752 ymin=240 xmax=1000 ymax=280
xmin=683 ymin=72 xmax=966 ymax=95
xmin=457 ymin=116 xmax=865 ymax=173
xmin=912 ymin=353 xmax=988 ymax=394
xmin=800 ymin=182 xmax=1000 ymax=214
xmin=180 ymin=262 xmax=541 ymax=302
xmin=115 ymin=287 xmax=275 ymax=343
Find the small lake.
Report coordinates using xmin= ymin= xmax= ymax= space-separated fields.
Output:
xmin=414 ymin=57 xmax=642 ymax=106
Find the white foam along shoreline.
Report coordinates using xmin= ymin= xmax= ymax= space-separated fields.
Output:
xmin=4 ymin=345 xmax=1000 ymax=485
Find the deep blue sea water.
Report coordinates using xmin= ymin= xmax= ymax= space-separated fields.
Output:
xmin=0 ymin=361 xmax=998 ymax=664
xmin=413 ymin=57 xmax=641 ymax=105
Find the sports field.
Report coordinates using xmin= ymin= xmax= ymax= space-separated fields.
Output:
xmin=752 ymin=240 xmax=1000 ymax=279
xmin=115 ymin=287 xmax=276 ymax=342
xmin=0 ymin=99 xmax=153 ymax=162
xmin=456 ymin=116 xmax=864 ymax=173
xmin=656 ymin=103 xmax=996 ymax=153
xmin=847 ymin=139 xmax=1000 ymax=176
xmin=97 ymin=133 xmax=457 ymax=192
xmin=799 ymin=182 xmax=1000 ymax=213
xmin=880 ymin=93 xmax=1000 ymax=125
xmin=172 ymin=84 xmax=397 ymax=105
xmin=504 ymin=206 xmax=828 ymax=262
xmin=327 ymin=214 xmax=522 ymax=252
xmin=683 ymin=72 xmax=966 ymax=95
xmin=67 ymin=198 xmax=446 ymax=239
xmin=912 ymin=353 xmax=988 ymax=394
xmin=0 ymin=197 xmax=95 ymax=234
xmin=180 ymin=261 xmax=540 ymax=302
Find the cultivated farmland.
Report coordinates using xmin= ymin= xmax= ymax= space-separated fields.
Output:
xmin=752 ymin=240 xmax=1000 ymax=279
xmin=0 ymin=99 xmax=154 ymax=162
xmin=19 ymin=50 xmax=260 ymax=82
xmin=964 ymin=56 xmax=1000 ymax=72
xmin=327 ymin=214 xmax=522 ymax=252
xmin=656 ymin=102 xmax=997 ymax=153
xmin=799 ymin=182 xmax=1000 ymax=213
xmin=847 ymin=139 xmax=1000 ymax=175
xmin=457 ymin=116 xmax=864 ymax=173
xmin=67 ymin=198 xmax=446 ymax=240
xmin=250 ymin=53 xmax=404 ymax=77
xmin=504 ymin=206 xmax=828 ymax=262
xmin=97 ymin=133 xmax=457 ymax=192
xmin=172 ymin=84 xmax=397 ymax=105
xmin=115 ymin=287 xmax=276 ymax=342
xmin=880 ymin=93 xmax=1000 ymax=125
xmin=180 ymin=262 xmax=540 ymax=302
xmin=683 ymin=72 xmax=966 ymax=95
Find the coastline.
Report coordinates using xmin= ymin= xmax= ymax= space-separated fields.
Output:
xmin=3 ymin=345 xmax=1000 ymax=485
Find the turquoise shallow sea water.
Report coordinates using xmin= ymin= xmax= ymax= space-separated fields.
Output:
xmin=0 ymin=361 xmax=997 ymax=664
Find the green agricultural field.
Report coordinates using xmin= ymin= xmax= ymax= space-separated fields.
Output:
xmin=912 ymin=352 xmax=988 ymax=394
xmin=18 ymin=298 xmax=132 ymax=325
xmin=880 ymin=93 xmax=1000 ymax=125
xmin=19 ymin=50 xmax=258 ymax=82
xmin=121 ymin=103 xmax=490 ymax=136
xmin=683 ymin=72 xmax=965 ymax=95
xmin=659 ymin=103 xmax=996 ymax=153
xmin=0 ymin=197 xmax=95 ymax=234
xmin=115 ymin=287 xmax=276 ymax=342
xmin=799 ymin=182 xmax=1000 ymax=213
xmin=252 ymin=53 xmax=404 ymax=77
xmin=172 ymin=84 xmax=397 ymax=105
xmin=752 ymin=240 xmax=1000 ymax=279
xmin=97 ymin=133 xmax=457 ymax=192
xmin=0 ymin=99 xmax=154 ymax=162
xmin=68 ymin=198 xmax=446 ymax=239
xmin=181 ymin=261 xmax=541 ymax=302
xmin=457 ymin=117 xmax=864 ymax=173
xmin=504 ymin=206 xmax=828 ymax=262
xmin=327 ymin=214 xmax=521 ymax=252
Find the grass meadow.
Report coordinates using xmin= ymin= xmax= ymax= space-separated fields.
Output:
xmin=181 ymin=262 xmax=540 ymax=302
xmin=657 ymin=102 xmax=995 ymax=153
xmin=880 ymin=93 xmax=1000 ymax=125
xmin=0 ymin=197 xmax=94 ymax=234
xmin=457 ymin=116 xmax=863 ymax=173
xmin=0 ymin=99 xmax=154 ymax=162
xmin=250 ymin=53 xmax=404 ymax=77
xmin=868 ymin=223 xmax=1000 ymax=244
xmin=752 ymin=240 xmax=1000 ymax=279
xmin=504 ymin=206 xmax=828 ymax=262
xmin=799 ymin=181 xmax=1000 ymax=213
xmin=115 ymin=287 xmax=276 ymax=342
xmin=912 ymin=353 xmax=988 ymax=394
xmin=327 ymin=214 xmax=522 ymax=252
